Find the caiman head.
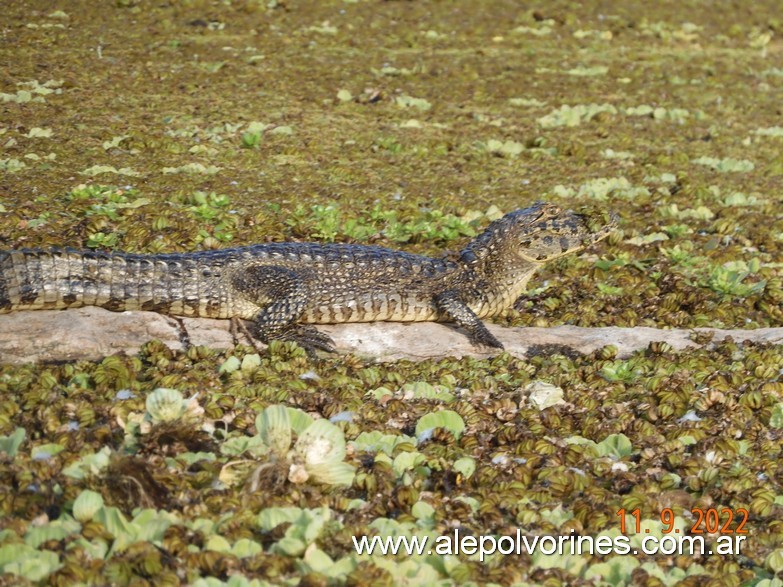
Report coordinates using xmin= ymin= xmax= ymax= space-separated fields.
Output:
xmin=460 ymin=201 xmax=617 ymax=268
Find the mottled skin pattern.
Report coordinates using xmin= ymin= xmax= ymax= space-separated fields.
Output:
xmin=0 ymin=202 xmax=616 ymax=352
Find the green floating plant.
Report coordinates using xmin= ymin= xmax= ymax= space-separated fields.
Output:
xmin=24 ymin=518 xmax=81 ymax=549
xmin=0 ymin=544 xmax=62 ymax=582
xmin=625 ymin=231 xmax=669 ymax=246
xmin=702 ymin=263 xmax=766 ymax=298
xmin=552 ymin=177 xmax=650 ymax=200
xmin=143 ymin=387 xmax=204 ymax=425
xmin=395 ymin=94 xmax=431 ymax=111
xmin=596 ymin=433 xmax=634 ymax=459
xmin=368 ymin=381 xmax=455 ymax=403
xmin=0 ymin=427 xmax=26 ymax=458
xmin=111 ymin=387 xmax=209 ymax=455
xmin=283 ymin=201 xmax=485 ymax=244
xmin=482 ymin=139 xmax=525 ymax=158
xmin=62 ymin=446 xmax=112 ymax=480
xmin=162 ymin=162 xmax=221 ymax=175
xmin=351 ymin=430 xmax=417 ymax=455
xmin=415 ymin=410 xmax=466 ymax=440
xmin=257 ymin=506 xmax=332 ymax=557
xmin=565 ymin=433 xmax=634 ymax=459
xmin=525 ymin=380 xmax=564 ymax=410
xmin=223 ymin=405 xmax=355 ymax=488
xmin=389 ymin=451 xmax=428 ymax=479
xmin=753 ymin=126 xmax=783 ymax=137
xmin=72 ymin=489 xmax=105 ymax=522
xmin=692 ymin=156 xmax=755 ymax=173
xmin=80 ymin=164 xmax=141 ymax=177
xmin=537 ymin=103 xmax=617 ymax=128
xmin=770 ymin=403 xmax=783 ymax=429
xmin=452 ymin=457 xmax=476 ymax=479
xmin=600 ymin=359 xmax=643 ymax=383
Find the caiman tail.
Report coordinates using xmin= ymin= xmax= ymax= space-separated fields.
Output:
xmin=0 ymin=248 xmax=231 ymax=318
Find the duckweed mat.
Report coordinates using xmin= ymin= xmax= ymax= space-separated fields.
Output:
xmin=2 ymin=0 xmax=783 ymax=585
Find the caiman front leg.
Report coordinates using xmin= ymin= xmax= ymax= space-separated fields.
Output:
xmin=231 ymin=266 xmax=336 ymax=355
xmin=434 ymin=290 xmax=504 ymax=350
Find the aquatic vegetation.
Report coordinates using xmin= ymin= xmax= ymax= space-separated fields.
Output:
xmin=3 ymin=0 xmax=783 ymax=584
xmin=537 ymin=103 xmax=618 ymax=128
xmin=223 ymin=405 xmax=356 ymax=489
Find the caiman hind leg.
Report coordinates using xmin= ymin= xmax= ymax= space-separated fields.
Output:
xmin=434 ymin=290 xmax=504 ymax=350
xmin=230 ymin=265 xmax=336 ymax=355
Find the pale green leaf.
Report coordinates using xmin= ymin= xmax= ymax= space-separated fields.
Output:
xmin=72 ymin=489 xmax=105 ymax=523
xmin=0 ymin=428 xmax=25 ymax=457
xmin=415 ymin=410 xmax=465 ymax=439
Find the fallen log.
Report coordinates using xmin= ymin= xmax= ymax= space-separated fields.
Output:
xmin=1 ymin=307 xmax=781 ymax=364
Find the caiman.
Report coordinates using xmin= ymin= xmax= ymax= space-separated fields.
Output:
xmin=0 ymin=202 xmax=616 ymax=353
